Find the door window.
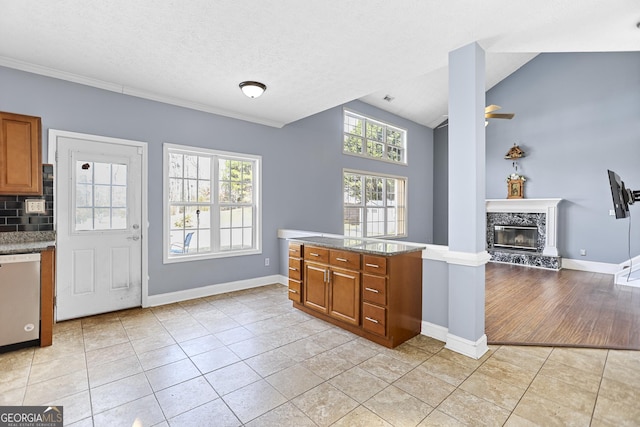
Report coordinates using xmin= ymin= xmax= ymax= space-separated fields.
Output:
xmin=75 ymin=161 xmax=128 ymax=231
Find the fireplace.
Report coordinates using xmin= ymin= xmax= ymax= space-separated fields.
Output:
xmin=494 ymin=225 xmax=538 ymax=251
xmin=486 ymin=198 xmax=562 ymax=270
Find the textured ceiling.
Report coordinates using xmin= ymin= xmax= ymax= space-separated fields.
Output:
xmin=0 ymin=1 xmax=638 ymax=128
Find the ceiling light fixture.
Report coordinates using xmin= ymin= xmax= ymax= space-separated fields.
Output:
xmin=239 ymin=81 xmax=266 ymax=98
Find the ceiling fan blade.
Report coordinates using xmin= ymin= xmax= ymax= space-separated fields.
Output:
xmin=485 ymin=105 xmax=502 ymax=114
xmin=485 ymin=113 xmax=515 ymax=119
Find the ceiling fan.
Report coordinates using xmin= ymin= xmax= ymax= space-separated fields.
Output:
xmin=435 ymin=105 xmax=515 ymax=129
xmin=484 ymin=104 xmax=515 ymax=120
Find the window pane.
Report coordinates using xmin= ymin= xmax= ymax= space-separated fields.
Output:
xmin=197 ymin=229 xmax=211 ymax=252
xmin=242 ymin=228 xmax=253 ymax=248
xmin=220 ymin=206 xmax=231 ymax=228
xmin=112 ymin=208 xmax=127 ymax=229
xmin=366 ymin=207 xmax=385 ymax=237
xmin=231 ymin=207 xmax=243 ymax=227
xmin=169 ymin=178 xmax=183 ymax=202
xmin=112 ymin=187 xmax=127 ymax=208
xmin=365 ymin=177 xmax=384 ymax=206
xmin=94 ymin=208 xmax=111 ymax=230
xmin=242 ymin=207 xmax=252 ymax=226
xmin=219 ymin=227 xmax=231 ymax=251
xmin=93 ymin=163 xmax=111 ymax=185
xmin=197 ymin=206 xmax=211 ymax=229
xmin=77 ymin=162 xmax=92 ymax=184
xmin=344 ymin=114 xmax=363 ymax=136
xmin=185 ymin=179 xmax=198 ymax=202
xmin=198 ymin=179 xmax=211 ymax=202
xmin=344 ymin=207 xmax=362 ymax=237
xmin=112 ymin=164 xmax=127 ymax=185
xmin=184 ymin=206 xmax=200 ymax=229
xmin=76 ymin=184 xmax=92 ymax=207
xmin=184 ymin=155 xmax=198 ymax=178
xmin=386 ymin=207 xmax=397 ymax=235
xmin=344 ymin=173 xmax=361 ymax=205
xmin=169 ymin=153 xmax=183 ymax=178
xmin=343 ymin=135 xmax=363 ymax=155
xmin=367 ymin=140 xmax=384 ymax=158
xmin=231 ymin=228 xmax=242 ymax=249
xmin=75 ymin=208 xmax=93 ymax=230
xmin=198 ymin=157 xmax=211 ymax=179
xmin=366 ymin=122 xmax=384 ymax=142
xmin=387 ymin=128 xmax=403 ymax=146
xmin=94 ymin=185 xmax=110 ymax=207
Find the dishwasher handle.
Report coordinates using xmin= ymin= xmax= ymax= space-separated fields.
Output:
xmin=0 ymin=253 xmax=41 ymax=265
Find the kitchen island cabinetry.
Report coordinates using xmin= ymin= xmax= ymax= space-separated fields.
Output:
xmin=0 ymin=111 xmax=42 ymax=195
xmin=288 ymin=236 xmax=424 ymax=348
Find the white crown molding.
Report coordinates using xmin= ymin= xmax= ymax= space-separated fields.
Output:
xmin=0 ymin=56 xmax=285 ymax=129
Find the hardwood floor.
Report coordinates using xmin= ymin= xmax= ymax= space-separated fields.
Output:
xmin=485 ymin=262 xmax=640 ymax=349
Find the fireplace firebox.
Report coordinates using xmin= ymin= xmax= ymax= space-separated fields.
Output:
xmin=493 ymin=225 xmax=538 ymax=251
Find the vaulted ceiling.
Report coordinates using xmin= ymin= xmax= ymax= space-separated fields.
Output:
xmin=0 ymin=1 xmax=637 ymax=128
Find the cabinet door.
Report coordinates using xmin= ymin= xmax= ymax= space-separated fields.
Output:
xmin=329 ymin=267 xmax=360 ymax=326
xmin=0 ymin=112 xmax=42 ymax=195
xmin=303 ymin=262 xmax=329 ymax=314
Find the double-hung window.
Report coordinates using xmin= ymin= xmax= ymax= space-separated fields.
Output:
xmin=343 ymin=110 xmax=407 ymax=164
xmin=343 ymin=170 xmax=407 ymax=238
xmin=163 ymin=143 xmax=261 ymax=263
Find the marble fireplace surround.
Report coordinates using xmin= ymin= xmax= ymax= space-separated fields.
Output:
xmin=486 ymin=198 xmax=562 ymax=257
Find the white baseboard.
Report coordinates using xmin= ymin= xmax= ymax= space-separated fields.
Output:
xmin=146 ymin=274 xmax=287 ymax=307
xmin=421 ymin=321 xmax=448 ymax=342
xmin=561 ymin=258 xmax=617 ymax=274
xmin=445 ymin=333 xmax=489 ymax=360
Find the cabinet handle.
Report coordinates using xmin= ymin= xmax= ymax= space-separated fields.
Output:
xmin=365 ymin=317 xmax=379 ymax=324
xmin=365 ymin=263 xmax=379 ymax=268
xmin=310 ymin=253 xmax=319 ymax=257
xmin=335 ymin=257 xmax=347 ymax=262
xmin=365 ymin=287 xmax=379 ymax=293
xmin=288 ymin=289 xmax=297 ymax=294
xmin=289 ymin=248 xmax=297 ymax=252
xmin=289 ymin=267 xmax=297 ymax=271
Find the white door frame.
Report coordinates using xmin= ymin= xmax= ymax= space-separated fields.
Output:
xmin=48 ymin=129 xmax=150 ymax=309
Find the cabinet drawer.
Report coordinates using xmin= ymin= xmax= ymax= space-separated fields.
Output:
xmin=362 ymin=274 xmax=386 ymax=306
xmin=330 ymin=249 xmax=360 ymax=270
xmin=363 ymin=255 xmax=387 ymax=275
xmin=362 ymin=302 xmax=386 ymax=336
xmin=304 ymin=246 xmax=329 ymax=264
xmin=289 ymin=243 xmax=303 ymax=257
xmin=288 ymin=279 xmax=302 ymax=303
xmin=288 ymin=257 xmax=303 ymax=280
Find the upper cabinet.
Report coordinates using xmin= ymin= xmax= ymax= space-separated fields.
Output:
xmin=0 ymin=111 xmax=42 ymax=195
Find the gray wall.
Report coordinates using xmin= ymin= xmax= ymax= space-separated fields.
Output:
xmin=434 ymin=51 xmax=640 ymax=264
xmin=0 ymin=66 xmax=433 ymax=296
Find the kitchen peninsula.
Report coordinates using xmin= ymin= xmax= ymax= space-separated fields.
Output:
xmin=287 ymin=236 xmax=425 ymax=348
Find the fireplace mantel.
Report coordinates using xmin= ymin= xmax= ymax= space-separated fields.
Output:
xmin=486 ymin=198 xmax=562 ymax=257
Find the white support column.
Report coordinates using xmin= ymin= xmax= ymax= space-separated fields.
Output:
xmin=446 ymin=42 xmax=489 ymax=359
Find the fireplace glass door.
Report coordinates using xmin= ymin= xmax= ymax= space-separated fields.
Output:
xmin=494 ymin=225 xmax=538 ymax=251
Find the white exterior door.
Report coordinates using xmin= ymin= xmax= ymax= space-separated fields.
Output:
xmin=53 ymin=132 xmax=145 ymax=321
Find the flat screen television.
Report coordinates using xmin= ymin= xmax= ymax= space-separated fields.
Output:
xmin=608 ymin=170 xmax=639 ymax=219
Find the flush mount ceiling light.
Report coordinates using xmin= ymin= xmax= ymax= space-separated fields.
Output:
xmin=239 ymin=81 xmax=266 ymax=98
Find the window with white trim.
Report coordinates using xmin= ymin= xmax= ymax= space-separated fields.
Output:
xmin=343 ymin=110 xmax=407 ymax=164
xmin=343 ymin=170 xmax=407 ymax=238
xmin=163 ymin=144 xmax=261 ymax=262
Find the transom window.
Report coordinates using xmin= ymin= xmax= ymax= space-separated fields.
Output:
xmin=163 ymin=144 xmax=261 ymax=263
xmin=343 ymin=170 xmax=407 ymax=238
xmin=343 ymin=110 xmax=407 ymax=164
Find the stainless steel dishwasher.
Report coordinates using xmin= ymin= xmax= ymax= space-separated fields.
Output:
xmin=0 ymin=252 xmax=41 ymax=347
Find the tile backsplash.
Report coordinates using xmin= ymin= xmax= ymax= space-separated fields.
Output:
xmin=0 ymin=164 xmax=54 ymax=232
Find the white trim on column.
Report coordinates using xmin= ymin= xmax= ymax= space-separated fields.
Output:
xmin=443 ymin=250 xmax=491 ymax=267
xmin=421 ymin=321 xmax=449 ymax=342
xmin=446 ymin=333 xmax=489 ymax=359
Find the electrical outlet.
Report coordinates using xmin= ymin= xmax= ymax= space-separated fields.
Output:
xmin=25 ymin=199 xmax=46 ymax=214
xmin=264 ymin=257 xmax=270 ymax=266
xmin=580 ymin=249 xmax=586 ymax=256
xmin=609 ymin=209 xmax=616 ymax=216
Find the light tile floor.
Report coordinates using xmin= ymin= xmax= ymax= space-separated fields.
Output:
xmin=1 ymin=284 xmax=639 ymax=426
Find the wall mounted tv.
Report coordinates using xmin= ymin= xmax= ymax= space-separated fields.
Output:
xmin=608 ymin=170 xmax=640 ymax=219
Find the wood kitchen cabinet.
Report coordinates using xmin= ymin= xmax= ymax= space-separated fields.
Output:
xmin=287 ymin=243 xmax=303 ymax=303
xmin=0 ymin=111 xmax=42 ymax=195
xmin=40 ymin=247 xmax=55 ymax=347
xmin=290 ymin=239 xmax=422 ymax=348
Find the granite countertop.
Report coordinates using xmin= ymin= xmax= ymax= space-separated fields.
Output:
xmin=289 ymin=235 xmax=425 ymax=256
xmin=0 ymin=231 xmax=56 ymax=255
